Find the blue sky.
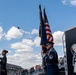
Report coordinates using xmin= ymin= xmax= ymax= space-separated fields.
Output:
xmin=0 ymin=0 xmax=76 ymax=68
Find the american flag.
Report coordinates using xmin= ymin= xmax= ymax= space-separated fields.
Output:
xmin=44 ymin=8 xmax=54 ymax=43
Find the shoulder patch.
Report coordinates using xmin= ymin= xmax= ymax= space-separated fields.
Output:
xmin=49 ymin=55 xmax=53 ymax=59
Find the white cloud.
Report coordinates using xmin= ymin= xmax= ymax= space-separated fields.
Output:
xmin=53 ymin=31 xmax=64 ymax=46
xmin=0 ymin=34 xmax=3 ymax=40
xmin=0 ymin=26 xmax=4 ymax=40
xmin=11 ymin=39 xmax=34 ymax=52
xmin=31 ymin=29 xmax=38 ymax=35
xmin=16 ymin=49 xmax=33 ymax=53
xmin=7 ymin=52 xmax=42 ymax=68
xmin=11 ymin=43 xmax=33 ymax=52
xmin=70 ymin=0 xmax=76 ymax=6
xmin=8 ymin=30 xmax=64 ymax=68
xmin=5 ymin=26 xmax=23 ymax=40
xmin=22 ymin=39 xmax=34 ymax=46
xmin=20 ymin=29 xmax=30 ymax=35
xmin=61 ymin=0 xmax=76 ymax=6
xmin=0 ymin=26 xmax=3 ymax=33
xmin=11 ymin=42 xmax=30 ymax=49
xmin=34 ymin=36 xmax=41 ymax=47
xmin=9 ymin=37 xmax=41 ymax=68
xmin=62 ymin=0 xmax=68 ymax=5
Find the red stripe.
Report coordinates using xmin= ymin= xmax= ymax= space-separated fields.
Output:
xmin=47 ymin=35 xmax=53 ymax=42
xmin=46 ymin=33 xmax=51 ymax=35
xmin=45 ymin=24 xmax=50 ymax=27
xmin=44 ymin=22 xmax=53 ymax=42
xmin=45 ymin=29 xmax=51 ymax=32
xmin=47 ymin=36 xmax=50 ymax=41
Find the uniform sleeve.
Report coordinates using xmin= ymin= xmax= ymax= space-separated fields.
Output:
xmin=46 ymin=51 xmax=56 ymax=63
xmin=1 ymin=57 xmax=6 ymax=64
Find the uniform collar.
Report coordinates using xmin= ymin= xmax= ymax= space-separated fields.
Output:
xmin=48 ymin=47 xmax=54 ymax=53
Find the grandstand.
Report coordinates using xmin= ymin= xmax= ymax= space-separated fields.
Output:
xmin=0 ymin=63 xmax=23 ymax=75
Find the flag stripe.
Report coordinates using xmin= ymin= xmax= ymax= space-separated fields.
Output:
xmin=44 ymin=8 xmax=54 ymax=43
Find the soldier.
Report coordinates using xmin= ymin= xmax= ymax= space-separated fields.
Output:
xmin=0 ymin=50 xmax=8 ymax=75
xmin=45 ymin=42 xmax=59 ymax=75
